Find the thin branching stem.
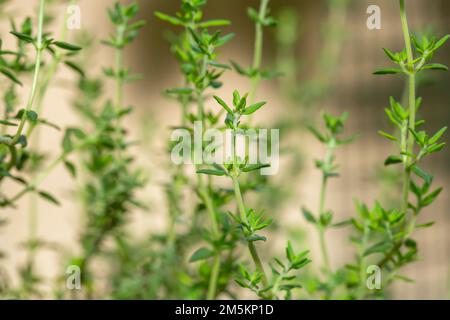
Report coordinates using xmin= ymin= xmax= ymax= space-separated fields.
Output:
xmin=230 ymin=130 xmax=268 ymax=287
xmin=318 ymin=176 xmax=331 ymax=273
xmin=399 ymin=0 xmax=415 ymax=217
xmin=249 ymin=0 xmax=269 ymax=105
xmin=195 ymin=63 xmax=221 ymax=300
xmin=12 ymin=0 xmax=46 ymax=144
xmin=231 ymin=172 xmax=268 ymax=287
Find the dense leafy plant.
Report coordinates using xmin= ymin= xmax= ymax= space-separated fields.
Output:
xmin=158 ymin=0 xmax=312 ymax=300
xmin=60 ymin=1 xmax=147 ymax=297
xmin=302 ymin=112 xmax=354 ymax=275
xmin=156 ymin=0 xmax=238 ymax=300
xmin=206 ymin=91 xmax=311 ymax=299
xmin=363 ymin=0 xmax=447 ymax=295
xmin=0 ymin=0 xmax=83 ymax=298
xmin=0 ymin=0 xmax=447 ymax=301
xmin=301 ymin=0 xmax=448 ymax=300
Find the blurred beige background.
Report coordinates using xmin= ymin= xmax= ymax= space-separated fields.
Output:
xmin=0 ymin=0 xmax=449 ymax=299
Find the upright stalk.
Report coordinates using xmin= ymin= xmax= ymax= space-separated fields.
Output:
xmin=12 ymin=0 xmax=46 ymax=144
xmin=115 ymin=34 xmax=124 ymax=114
xmin=317 ymin=140 xmax=335 ymax=274
xmin=196 ymin=41 xmax=222 ymax=299
xmin=399 ymin=0 xmax=415 ymax=216
xmin=25 ymin=5 xmax=71 ymax=274
xmin=231 ymin=131 xmax=268 ymax=287
xmin=318 ymin=176 xmax=331 ymax=274
xmin=249 ymin=0 xmax=269 ymax=105
xmin=231 ymin=173 xmax=268 ymax=286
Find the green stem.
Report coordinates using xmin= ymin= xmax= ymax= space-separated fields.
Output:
xmin=399 ymin=0 xmax=416 ymax=217
xmin=198 ymin=175 xmax=219 ymax=235
xmin=25 ymin=5 xmax=71 ymax=266
xmin=8 ymin=143 xmax=86 ymax=205
xmin=194 ymin=45 xmax=222 ymax=298
xmin=249 ymin=0 xmax=269 ymax=105
xmin=197 ymin=172 xmax=221 ymax=299
xmin=231 ymin=173 xmax=268 ymax=287
xmin=317 ymin=142 xmax=334 ymax=274
xmin=356 ymin=223 xmax=370 ymax=299
xmin=207 ymin=255 xmax=220 ymax=299
xmin=115 ymin=43 xmax=124 ymax=114
xmin=377 ymin=1 xmax=417 ymax=271
xmin=12 ymin=0 xmax=46 ymax=144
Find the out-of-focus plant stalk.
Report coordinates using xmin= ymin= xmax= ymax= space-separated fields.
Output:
xmin=249 ymin=0 xmax=270 ymax=105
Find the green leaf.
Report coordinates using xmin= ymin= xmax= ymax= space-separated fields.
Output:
xmin=416 ymin=221 xmax=435 ymax=228
xmin=198 ymin=19 xmax=231 ymax=28
xmin=332 ymin=219 xmax=352 ymax=228
xmin=390 ymin=97 xmax=408 ymax=120
xmin=64 ymin=61 xmax=85 ymax=77
xmin=384 ymin=155 xmax=403 ymax=166
xmin=10 ymin=31 xmax=33 ymax=43
xmin=53 ymin=41 xmax=82 ymax=51
xmin=291 ymin=258 xmax=311 ymax=270
xmin=196 ymin=169 xmax=226 ymax=176
xmin=242 ymin=163 xmax=270 ymax=173
xmin=232 ymin=90 xmax=240 ymax=106
xmin=208 ymin=61 xmax=231 ymax=70
xmin=189 ymin=247 xmax=214 ymax=262
xmin=301 ymin=207 xmax=316 ymax=224
xmin=242 ymin=102 xmax=266 ymax=115
xmin=378 ymin=130 xmax=397 ymax=141
xmin=166 ymin=87 xmax=193 ymax=95
xmin=308 ymin=126 xmax=326 ymax=142
xmin=235 ymin=279 xmax=249 ymax=289
xmin=385 ymin=108 xmax=401 ymax=127
xmin=246 ymin=234 xmax=267 ymax=242
xmin=216 ymin=33 xmax=235 ymax=47
xmin=433 ymin=34 xmax=450 ymax=52
xmin=382 ymin=48 xmax=398 ymax=62
xmin=26 ymin=111 xmax=38 ymax=122
xmin=421 ymin=63 xmax=448 ymax=71
xmin=410 ymin=180 xmax=421 ymax=198
xmin=230 ymin=60 xmax=249 ymax=76
xmin=363 ymin=241 xmax=392 ymax=257
xmin=0 ymin=120 xmax=18 ymax=126
xmin=412 ymin=166 xmax=432 ymax=185
xmin=154 ymin=12 xmax=184 ymax=26
xmin=17 ymin=135 xmax=27 ymax=147
xmin=64 ymin=160 xmax=77 ymax=178
xmin=0 ymin=66 xmax=22 ymax=85
xmin=38 ymin=191 xmax=61 ymax=206
xmin=213 ymin=95 xmax=233 ymax=114
xmin=320 ymin=211 xmax=333 ymax=227
xmin=394 ymin=275 xmax=415 ymax=283
xmin=286 ymin=241 xmax=294 ymax=262
xmin=409 ymin=128 xmax=425 ymax=146
xmin=373 ymin=68 xmax=404 ymax=75
xmin=129 ymin=20 xmax=146 ymax=31
xmin=247 ymin=7 xmax=260 ymax=23
xmin=421 ymin=187 xmax=442 ymax=207
xmin=428 ymin=127 xmax=447 ymax=145
xmin=261 ymin=70 xmax=284 ymax=79
xmin=427 ymin=142 xmax=446 ymax=154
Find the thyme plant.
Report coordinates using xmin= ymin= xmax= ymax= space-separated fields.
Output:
xmin=157 ymin=0 xmax=237 ymax=300
xmin=306 ymin=0 xmax=448 ymax=300
xmin=1 ymin=0 xmax=82 ymax=297
xmin=203 ymin=91 xmax=311 ymax=299
xmin=0 ymin=0 xmax=447 ymax=301
xmin=62 ymin=2 xmax=146 ymax=297
xmin=230 ymin=0 xmax=277 ymax=105
xmin=302 ymin=112 xmax=354 ymax=276
xmin=366 ymin=0 xmax=448 ymax=295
